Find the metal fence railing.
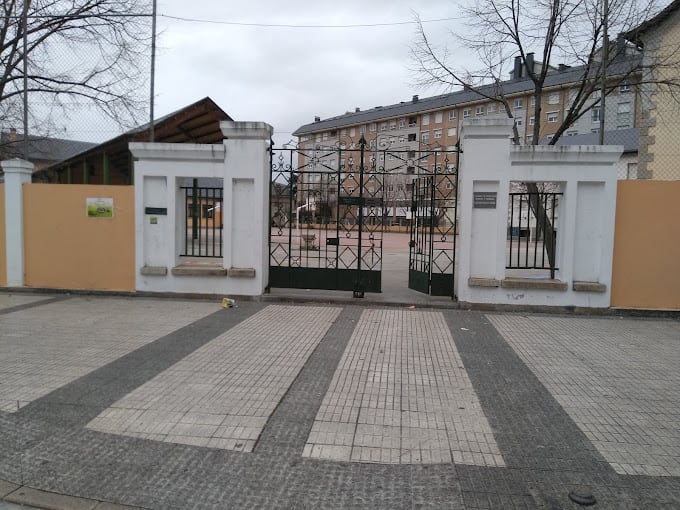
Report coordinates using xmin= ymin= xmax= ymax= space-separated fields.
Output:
xmin=180 ymin=186 xmax=223 ymax=258
xmin=506 ymin=190 xmax=561 ymax=278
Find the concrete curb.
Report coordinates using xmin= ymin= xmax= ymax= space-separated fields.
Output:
xmin=1 ymin=480 xmax=148 ymax=510
xmin=1 ymin=285 xmax=678 ymax=318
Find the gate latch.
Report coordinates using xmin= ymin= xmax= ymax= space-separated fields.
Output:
xmin=326 ymin=237 xmax=339 ymax=246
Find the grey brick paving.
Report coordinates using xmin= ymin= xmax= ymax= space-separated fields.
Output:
xmin=1 ymin=298 xmax=679 ymax=509
xmin=0 ymin=297 xmax=217 ymax=412
xmin=488 ymin=314 xmax=680 ymax=477
xmin=304 ymin=309 xmax=503 ymax=466
xmin=86 ymin=305 xmax=341 ymax=451
xmin=0 ymin=294 xmax=63 ymax=315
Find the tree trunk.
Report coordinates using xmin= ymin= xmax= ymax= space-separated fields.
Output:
xmin=525 ymin=182 xmax=557 ymax=274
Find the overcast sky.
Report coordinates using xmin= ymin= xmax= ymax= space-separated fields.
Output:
xmin=150 ymin=0 xmax=469 ymax=146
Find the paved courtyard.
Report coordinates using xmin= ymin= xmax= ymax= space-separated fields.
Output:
xmin=0 ymin=293 xmax=679 ymax=509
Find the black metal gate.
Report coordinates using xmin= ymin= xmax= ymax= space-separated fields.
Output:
xmin=408 ymin=152 xmax=459 ymax=297
xmin=268 ymin=137 xmax=383 ymax=296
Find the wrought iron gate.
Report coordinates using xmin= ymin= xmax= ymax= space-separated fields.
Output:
xmin=408 ymin=152 xmax=459 ymax=297
xmin=268 ymin=137 xmax=383 ymax=296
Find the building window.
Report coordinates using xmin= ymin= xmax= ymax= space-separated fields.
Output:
xmin=447 ymin=127 xmax=457 ymax=137
xmin=389 ymin=121 xmax=396 ymax=130
xmin=433 ymin=129 xmax=442 ymax=139
xmin=591 ymin=128 xmax=600 ymax=134
xmin=529 ymin=116 xmax=535 ymax=126
xmin=463 ymin=108 xmax=471 ymax=118
xmin=399 ymin=118 xmax=405 ymax=128
xmin=408 ymin=116 xmax=417 ymax=126
xmin=449 ymin=110 xmax=457 ymax=120
xmin=566 ymin=131 xmax=577 ymax=136
xmin=617 ymin=102 xmax=631 ymax=121
xmin=530 ymin=96 xmax=536 ymax=107
xmin=340 ymin=129 xmax=346 ymax=137
xmin=422 ymin=114 xmax=430 ymax=126
xmin=315 ymin=134 xmax=321 ymax=142
xmin=408 ymin=151 xmax=416 ymax=158
xmin=547 ymin=111 xmax=558 ymax=123
xmin=548 ymin=93 xmax=560 ymax=104
xmin=370 ymin=123 xmax=377 ymax=132
xmin=398 ymin=135 xmax=405 ymax=143
xmin=591 ymin=106 xmax=601 ymax=123
xmin=408 ymin=133 xmax=417 ymax=142
xmin=476 ymin=105 xmax=485 ymax=116
xmin=514 ymin=98 xmax=524 ymax=109
xmin=322 ymin=132 xmax=329 ymax=141
xmin=487 ymin=103 xmax=497 ymax=114
xmin=515 ymin=117 xmax=523 ymax=127
xmin=421 ymin=132 xmax=430 ymax=144
xmin=619 ymin=81 xmax=631 ymax=93
xmin=434 ymin=112 xmax=443 ymax=123
xmin=380 ymin=122 xmax=387 ymax=131
xmin=350 ymin=127 xmax=356 ymax=136
xmin=360 ymin=125 xmax=366 ymax=134
xmin=546 ymin=134 xmax=554 ymax=141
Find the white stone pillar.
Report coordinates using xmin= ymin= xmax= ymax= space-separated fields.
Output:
xmin=456 ymin=118 xmax=514 ymax=302
xmin=1 ymin=159 xmax=33 ymax=287
xmin=220 ymin=121 xmax=273 ymax=295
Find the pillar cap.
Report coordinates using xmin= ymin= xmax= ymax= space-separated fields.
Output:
xmin=1 ymin=158 xmax=34 ymax=175
xmin=220 ymin=121 xmax=273 ymax=140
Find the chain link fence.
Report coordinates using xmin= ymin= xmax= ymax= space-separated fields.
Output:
xmin=0 ymin=1 xmax=154 ymax=177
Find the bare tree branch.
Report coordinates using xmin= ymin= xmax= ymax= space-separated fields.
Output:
xmin=1 ymin=0 xmax=151 ymax=142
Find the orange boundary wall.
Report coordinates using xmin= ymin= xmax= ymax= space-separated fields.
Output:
xmin=22 ymin=185 xmax=135 ymax=291
xmin=0 ymin=184 xmax=5 ymax=286
xmin=611 ymin=180 xmax=680 ymax=310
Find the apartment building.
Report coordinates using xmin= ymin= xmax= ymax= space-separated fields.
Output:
xmin=293 ymin=53 xmax=642 ymax=164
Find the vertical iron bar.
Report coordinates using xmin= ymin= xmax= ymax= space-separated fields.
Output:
xmin=451 ymin=147 xmax=459 ymax=299
xmin=219 ymin=188 xmax=223 ymax=257
xmin=184 ymin=188 xmax=188 ymax=255
xmin=525 ymin=192 xmax=530 ymax=268
xmin=551 ymin=194 xmax=557 ymax=278
xmin=354 ymin=136 xmax=366 ymax=297
xmin=541 ymin=192 xmax=548 ymax=271
xmin=288 ymin=150 xmax=294 ymax=271
xmin=211 ymin=188 xmax=216 ymax=257
xmin=428 ymin=172 xmax=436 ymax=294
xmin=526 ymin=194 xmax=544 ymax=269
xmin=517 ymin=193 xmax=531 ymax=267
xmin=509 ymin=193 xmax=515 ymax=268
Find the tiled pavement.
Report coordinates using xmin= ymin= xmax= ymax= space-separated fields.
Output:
xmin=0 ymin=293 xmax=679 ymax=509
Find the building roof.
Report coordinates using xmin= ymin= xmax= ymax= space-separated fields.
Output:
xmin=549 ymin=127 xmax=639 ymax=153
xmin=622 ymin=0 xmax=680 ymax=45
xmin=293 ymin=57 xmax=641 ymax=136
xmin=40 ymin=97 xmax=232 ymax=177
xmin=0 ymin=131 xmax=96 ymax=164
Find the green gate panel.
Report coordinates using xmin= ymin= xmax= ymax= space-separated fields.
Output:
xmin=430 ymin=273 xmax=453 ymax=297
xmin=269 ymin=267 xmax=381 ymax=293
xmin=408 ymin=269 xmax=429 ymax=294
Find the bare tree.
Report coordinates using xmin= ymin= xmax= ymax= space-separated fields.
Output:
xmin=411 ymin=0 xmax=680 ymax=268
xmin=1 ymin=0 xmax=152 ymax=148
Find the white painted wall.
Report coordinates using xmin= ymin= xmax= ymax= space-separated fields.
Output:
xmin=1 ymin=159 xmax=33 ymax=286
xmin=457 ymin=118 xmax=621 ymax=308
xmin=131 ymin=122 xmax=273 ymax=296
